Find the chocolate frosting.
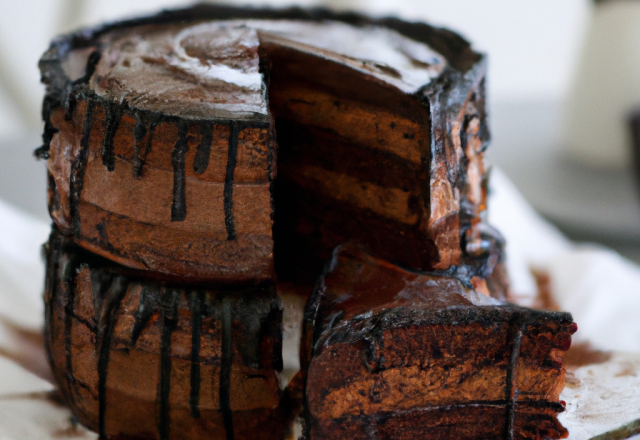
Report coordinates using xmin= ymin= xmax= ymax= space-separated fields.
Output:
xmin=38 ymin=4 xmax=481 ymax=127
xmin=63 ymin=18 xmax=448 ymax=121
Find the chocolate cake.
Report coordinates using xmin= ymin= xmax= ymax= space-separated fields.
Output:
xmin=36 ymin=5 xmax=575 ymax=440
xmin=301 ymin=245 xmax=576 ymax=440
xmin=39 ymin=5 xmax=489 ymax=283
xmin=44 ymin=230 xmax=288 ymax=440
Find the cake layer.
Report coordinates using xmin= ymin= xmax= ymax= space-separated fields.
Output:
xmin=44 ymin=231 xmax=286 ymax=440
xmin=46 ymin=97 xmax=275 ymax=282
xmin=40 ymin=5 xmax=490 ymax=282
xmin=302 ymin=245 xmax=575 ymax=439
xmin=308 ymin=402 xmax=568 ymax=440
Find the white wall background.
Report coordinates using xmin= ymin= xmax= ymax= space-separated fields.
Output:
xmin=0 ymin=0 xmax=590 ymax=138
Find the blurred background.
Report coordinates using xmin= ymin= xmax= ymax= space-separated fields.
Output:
xmin=3 ymin=0 xmax=640 ymax=261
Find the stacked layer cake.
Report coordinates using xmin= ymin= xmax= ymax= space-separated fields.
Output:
xmin=37 ymin=5 xmax=575 ymax=440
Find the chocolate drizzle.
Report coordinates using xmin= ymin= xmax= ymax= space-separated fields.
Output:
xmin=61 ymin=255 xmax=83 ymax=405
xmin=95 ymin=275 xmax=128 ymax=440
xmin=138 ymin=113 xmax=161 ymax=177
xmin=63 ymin=264 xmax=77 ymax=388
xmin=194 ymin=122 xmax=213 ymax=175
xmin=101 ymin=101 xmax=121 ymax=172
xmin=43 ymin=235 xmax=60 ymax=380
xmin=158 ymin=289 xmax=179 ymax=440
xmin=189 ymin=291 xmax=204 ymax=418
xmin=36 ymin=48 xmax=100 ymax=163
xmin=44 ymin=232 xmax=287 ymax=440
xmin=35 ymin=96 xmax=59 ymax=160
xmin=72 ymin=50 xmax=102 ymax=85
xmin=50 ymin=88 xmax=276 ymax=239
xmin=223 ymin=122 xmax=240 ymax=240
xmin=220 ymin=295 xmax=235 ymax=440
xmin=504 ymin=313 xmax=528 ymax=440
xmin=171 ymin=121 xmax=189 ymax=222
xmin=130 ymin=285 xmax=155 ymax=347
xmin=70 ymin=96 xmax=95 ymax=236
xmin=132 ymin=112 xmax=147 ymax=176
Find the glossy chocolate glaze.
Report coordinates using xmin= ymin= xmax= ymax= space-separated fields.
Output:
xmin=309 ymin=245 xmax=572 ymax=350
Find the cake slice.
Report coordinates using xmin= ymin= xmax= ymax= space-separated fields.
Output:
xmin=44 ymin=231 xmax=288 ymax=440
xmin=302 ymin=244 xmax=576 ymax=440
xmin=39 ymin=5 xmax=491 ymax=283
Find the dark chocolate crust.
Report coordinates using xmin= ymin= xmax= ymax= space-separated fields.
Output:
xmin=44 ymin=230 xmax=288 ymax=440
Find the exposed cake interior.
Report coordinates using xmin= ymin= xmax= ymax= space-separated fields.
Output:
xmin=303 ymin=245 xmax=575 ymax=440
xmin=54 ymin=18 xmax=480 ymax=285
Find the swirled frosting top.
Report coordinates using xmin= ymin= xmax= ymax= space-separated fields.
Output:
xmin=72 ymin=20 xmax=447 ymax=120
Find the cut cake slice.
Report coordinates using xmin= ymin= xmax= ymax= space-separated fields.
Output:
xmin=302 ymin=244 xmax=576 ymax=440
